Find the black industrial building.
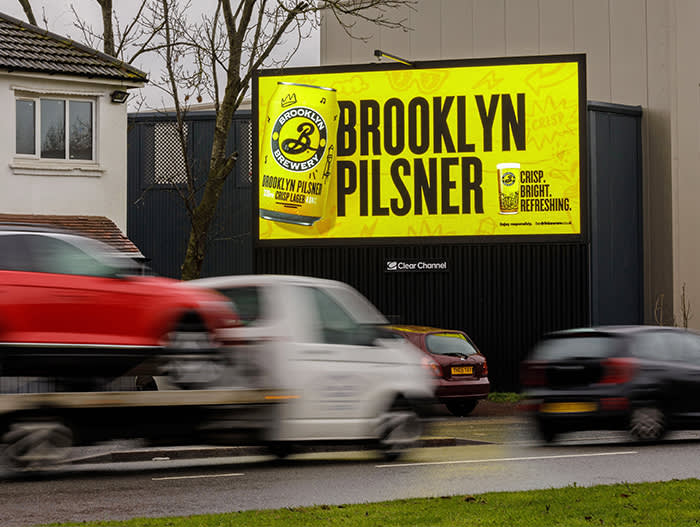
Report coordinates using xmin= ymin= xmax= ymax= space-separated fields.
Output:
xmin=127 ymin=101 xmax=641 ymax=392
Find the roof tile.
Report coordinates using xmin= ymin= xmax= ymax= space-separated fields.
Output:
xmin=0 ymin=214 xmax=144 ymax=257
xmin=0 ymin=12 xmax=147 ymax=83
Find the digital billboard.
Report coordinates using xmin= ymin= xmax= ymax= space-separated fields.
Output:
xmin=254 ymin=54 xmax=586 ymax=244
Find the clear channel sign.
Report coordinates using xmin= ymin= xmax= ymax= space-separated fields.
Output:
xmin=254 ymin=54 xmax=586 ymax=245
xmin=385 ymin=258 xmax=449 ymax=273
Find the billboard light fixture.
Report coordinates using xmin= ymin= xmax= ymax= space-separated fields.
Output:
xmin=373 ymin=49 xmax=413 ymax=67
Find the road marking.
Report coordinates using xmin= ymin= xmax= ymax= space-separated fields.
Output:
xmin=376 ymin=450 xmax=639 ymax=468
xmin=152 ymin=472 xmax=244 ymax=481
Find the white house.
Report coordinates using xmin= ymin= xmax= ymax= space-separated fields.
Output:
xmin=0 ymin=12 xmax=147 ymax=238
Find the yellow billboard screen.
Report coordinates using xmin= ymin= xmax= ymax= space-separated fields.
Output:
xmin=254 ymin=55 xmax=586 ymax=243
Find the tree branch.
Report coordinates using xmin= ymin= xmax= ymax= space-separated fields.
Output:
xmin=17 ymin=0 xmax=37 ymax=26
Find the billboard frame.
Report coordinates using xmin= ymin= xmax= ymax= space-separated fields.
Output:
xmin=252 ymin=53 xmax=587 ymax=247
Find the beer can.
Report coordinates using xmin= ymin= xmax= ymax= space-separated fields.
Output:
xmin=259 ymin=82 xmax=339 ymax=226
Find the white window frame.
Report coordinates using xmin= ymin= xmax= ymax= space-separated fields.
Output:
xmin=15 ymin=96 xmax=95 ymax=162
xmin=11 ymin=87 xmax=103 ymax=177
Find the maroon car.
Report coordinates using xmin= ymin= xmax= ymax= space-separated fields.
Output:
xmin=387 ymin=325 xmax=490 ymax=416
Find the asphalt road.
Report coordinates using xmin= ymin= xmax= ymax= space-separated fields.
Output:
xmin=4 ymin=416 xmax=700 ymax=527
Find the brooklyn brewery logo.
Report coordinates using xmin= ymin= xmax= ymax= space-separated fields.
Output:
xmin=271 ymin=106 xmax=327 ymax=172
xmin=501 ymin=170 xmax=517 ymax=186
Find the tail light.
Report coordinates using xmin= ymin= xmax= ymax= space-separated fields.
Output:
xmin=422 ymin=356 xmax=442 ymax=378
xmin=521 ymin=361 xmax=546 ymax=387
xmin=481 ymin=359 xmax=488 ymax=377
xmin=599 ymin=357 xmax=638 ymax=385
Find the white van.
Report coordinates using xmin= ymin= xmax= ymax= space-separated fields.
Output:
xmin=186 ymin=274 xmax=437 ymax=459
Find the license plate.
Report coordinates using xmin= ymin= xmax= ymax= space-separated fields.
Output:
xmin=540 ymin=402 xmax=598 ymax=414
xmin=451 ymin=366 xmax=473 ymax=375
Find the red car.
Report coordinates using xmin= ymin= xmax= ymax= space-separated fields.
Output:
xmin=387 ymin=325 xmax=490 ymax=416
xmin=0 ymin=224 xmax=238 ymax=388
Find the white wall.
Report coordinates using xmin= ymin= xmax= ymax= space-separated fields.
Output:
xmin=671 ymin=0 xmax=700 ymax=327
xmin=0 ymin=72 xmax=132 ymax=232
xmin=321 ymin=0 xmax=697 ymax=327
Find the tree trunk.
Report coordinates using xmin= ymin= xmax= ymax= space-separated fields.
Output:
xmin=179 ymin=30 xmax=242 ymax=280
xmin=96 ymin=0 xmax=115 ymax=57
xmin=180 ymin=156 xmax=236 ymax=280
xmin=17 ymin=0 xmax=37 ymax=26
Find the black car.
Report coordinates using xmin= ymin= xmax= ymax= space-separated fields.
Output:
xmin=521 ymin=326 xmax=700 ymax=442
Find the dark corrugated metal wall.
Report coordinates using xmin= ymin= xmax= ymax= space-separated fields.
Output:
xmin=127 ymin=111 xmax=254 ymax=279
xmin=588 ymin=102 xmax=643 ymax=325
xmin=255 ymin=243 xmax=589 ymax=391
xmin=127 ymin=104 xmax=642 ymax=392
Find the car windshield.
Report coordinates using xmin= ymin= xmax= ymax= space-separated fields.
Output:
xmin=530 ymin=335 xmax=622 ymax=361
xmin=426 ymin=333 xmax=478 ymax=357
xmin=63 ymin=234 xmax=143 ymax=276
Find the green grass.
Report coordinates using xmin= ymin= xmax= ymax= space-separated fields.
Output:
xmin=487 ymin=391 xmax=525 ymax=403
xmin=48 ymin=479 xmax=700 ymax=526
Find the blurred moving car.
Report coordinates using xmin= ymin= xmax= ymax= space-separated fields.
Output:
xmin=521 ymin=325 xmax=700 ymax=442
xmin=387 ymin=325 xmax=490 ymax=416
xmin=188 ymin=274 xmax=437 ymax=459
xmin=0 ymin=223 xmax=237 ymax=388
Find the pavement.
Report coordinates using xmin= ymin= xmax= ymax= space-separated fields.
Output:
xmin=65 ymin=401 xmax=528 ymax=465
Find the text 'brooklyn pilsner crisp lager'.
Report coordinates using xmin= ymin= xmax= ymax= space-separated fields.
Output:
xmin=260 ymin=82 xmax=339 ymax=226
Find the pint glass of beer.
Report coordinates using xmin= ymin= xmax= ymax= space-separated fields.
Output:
xmin=497 ymin=162 xmax=520 ymax=214
xmin=259 ymin=82 xmax=338 ymax=226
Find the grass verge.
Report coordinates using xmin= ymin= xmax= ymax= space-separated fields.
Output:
xmin=49 ymin=479 xmax=700 ymax=526
xmin=487 ymin=392 xmax=524 ymax=403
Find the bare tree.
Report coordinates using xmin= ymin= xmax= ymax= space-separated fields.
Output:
xmin=679 ymin=282 xmax=693 ymax=329
xmin=654 ymin=293 xmax=667 ymax=326
xmin=654 ymin=284 xmax=693 ymax=328
xmin=17 ymin=0 xmax=416 ymax=279
xmin=71 ymin=1 xmax=160 ymax=62
xmin=169 ymin=0 xmax=415 ymax=279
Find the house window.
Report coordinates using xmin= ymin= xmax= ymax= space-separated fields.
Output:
xmin=16 ymin=100 xmax=35 ymax=155
xmin=16 ymin=98 xmax=94 ymax=161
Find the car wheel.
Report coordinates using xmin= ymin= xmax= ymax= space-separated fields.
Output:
xmin=629 ymin=406 xmax=665 ymax=442
xmin=537 ymin=420 xmax=559 ymax=443
xmin=266 ymin=442 xmax=293 ymax=459
xmin=135 ymin=375 xmax=158 ymax=391
xmin=160 ymin=314 xmax=223 ymax=389
xmin=1 ymin=420 xmax=72 ymax=470
xmin=445 ymin=400 xmax=478 ymax=417
xmin=377 ymin=399 xmax=422 ymax=461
